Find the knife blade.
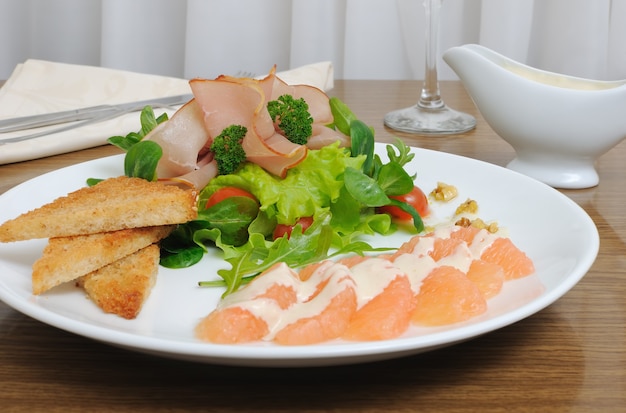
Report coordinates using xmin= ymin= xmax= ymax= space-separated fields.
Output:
xmin=0 ymin=93 xmax=193 ymax=133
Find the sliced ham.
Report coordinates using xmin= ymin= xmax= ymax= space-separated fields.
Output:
xmin=163 ymin=160 xmax=219 ymax=190
xmin=144 ymin=67 xmax=342 ymax=187
xmin=268 ymin=72 xmax=333 ymax=125
xmin=145 ymin=99 xmax=207 ymax=177
xmin=190 ymin=75 xmax=308 ymax=178
xmin=307 ymin=124 xmax=351 ymax=149
xmin=143 ymin=99 xmax=219 ymax=189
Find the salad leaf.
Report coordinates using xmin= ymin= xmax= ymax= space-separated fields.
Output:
xmin=329 ymin=97 xmax=358 ymax=136
xmin=350 ymin=119 xmax=375 ymax=176
xmin=160 ymin=220 xmax=211 ymax=268
xmin=329 ymin=186 xmax=362 ymax=230
xmin=197 ymin=196 xmax=259 ymax=246
xmin=140 ymin=106 xmax=165 ymax=136
xmin=160 ymin=245 xmax=205 ymax=268
xmin=123 ymin=140 xmax=162 ymax=181
xmin=343 ymin=166 xmax=390 ymax=207
xmin=108 ymin=133 xmax=142 ymax=151
xmin=200 ymin=142 xmax=363 ymax=225
xmin=198 ymin=212 xmax=393 ymax=296
xmin=376 ymin=162 xmax=414 ymax=196
xmin=99 ymin=97 xmax=429 ymax=297
xmin=386 ymin=137 xmax=416 ymax=168
xmin=89 ymin=105 xmax=167 ymax=185
xmin=108 ymin=106 xmax=168 ymax=151
xmin=387 ymin=198 xmax=424 ymax=232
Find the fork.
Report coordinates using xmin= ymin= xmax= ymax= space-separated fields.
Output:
xmin=234 ymin=70 xmax=257 ymax=78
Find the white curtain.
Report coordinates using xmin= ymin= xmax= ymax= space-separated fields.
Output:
xmin=1 ymin=0 xmax=625 ymax=82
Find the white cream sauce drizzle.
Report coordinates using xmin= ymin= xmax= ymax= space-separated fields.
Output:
xmin=265 ymin=261 xmax=355 ymax=339
xmin=467 ymin=229 xmax=501 ymax=257
xmin=392 ymin=254 xmax=437 ymax=294
xmin=210 ymin=224 xmax=503 ymax=342
xmin=349 ymin=257 xmax=404 ymax=309
xmin=216 ymin=261 xmax=357 ymax=340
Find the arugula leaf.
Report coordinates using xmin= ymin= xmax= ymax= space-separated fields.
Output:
xmin=386 ymin=137 xmax=415 ymax=168
xmin=198 ymin=212 xmax=392 ymax=297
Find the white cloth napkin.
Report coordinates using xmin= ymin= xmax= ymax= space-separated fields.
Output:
xmin=0 ymin=60 xmax=334 ymax=165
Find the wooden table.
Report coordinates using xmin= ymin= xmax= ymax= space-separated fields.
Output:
xmin=1 ymin=81 xmax=624 ymax=412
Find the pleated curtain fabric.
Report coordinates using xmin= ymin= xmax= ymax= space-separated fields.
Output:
xmin=0 ymin=0 xmax=624 ymax=81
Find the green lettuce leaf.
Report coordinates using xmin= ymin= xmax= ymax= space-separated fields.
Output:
xmin=199 ymin=142 xmax=364 ymax=225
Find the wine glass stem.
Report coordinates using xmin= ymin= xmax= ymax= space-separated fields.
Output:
xmin=419 ymin=0 xmax=444 ymax=110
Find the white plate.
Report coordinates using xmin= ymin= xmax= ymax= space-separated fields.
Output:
xmin=0 ymin=145 xmax=599 ymax=367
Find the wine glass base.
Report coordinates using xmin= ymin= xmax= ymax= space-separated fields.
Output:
xmin=384 ymin=104 xmax=476 ymax=135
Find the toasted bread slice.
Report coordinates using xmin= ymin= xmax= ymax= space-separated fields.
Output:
xmin=78 ymin=244 xmax=160 ymax=320
xmin=32 ymin=225 xmax=174 ymax=295
xmin=0 ymin=176 xmax=197 ymax=242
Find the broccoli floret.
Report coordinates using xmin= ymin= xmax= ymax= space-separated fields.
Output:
xmin=267 ymin=94 xmax=314 ymax=145
xmin=210 ymin=125 xmax=248 ymax=175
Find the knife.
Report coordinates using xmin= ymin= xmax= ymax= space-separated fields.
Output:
xmin=0 ymin=93 xmax=193 ymax=133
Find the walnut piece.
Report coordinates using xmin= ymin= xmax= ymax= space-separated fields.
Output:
xmin=455 ymin=198 xmax=478 ymax=215
xmin=430 ymin=182 xmax=458 ymax=202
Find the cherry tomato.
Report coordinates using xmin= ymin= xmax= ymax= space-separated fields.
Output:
xmin=273 ymin=216 xmax=314 ymax=240
xmin=377 ymin=186 xmax=429 ymax=221
xmin=205 ymin=187 xmax=257 ymax=209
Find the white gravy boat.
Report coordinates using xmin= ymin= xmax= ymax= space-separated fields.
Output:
xmin=443 ymin=44 xmax=626 ymax=189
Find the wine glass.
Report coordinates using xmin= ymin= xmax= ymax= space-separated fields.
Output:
xmin=384 ymin=0 xmax=476 ymax=134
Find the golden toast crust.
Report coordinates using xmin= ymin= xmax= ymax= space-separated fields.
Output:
xmin=78 ymin=244 xmax=160 ymax=320
xmin=0 ymin=176 xmax=197 ymax=242
xmin=32 ymin=225 xmax=174 ymax=295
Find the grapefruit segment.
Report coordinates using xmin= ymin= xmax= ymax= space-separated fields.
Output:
xmin=273 ymin=261 xmax=357 ymax=345
xmin=195 ymin=307 xmax=269 ymax=344
xmin=196 ymin=223 xmax=535 ymax=345
xmin=196 ymin=262 xmax=299 ymax=344
xmin=343 ymin=274 xmax=415 ymax=341
xmin=429 ymin=237 xmax=465 ymax=261
xmin=412 ymin=266 xmax=487 ymax=326
xmin=298 ymin=261 xmax=326 ymax=281
xmin=390 ymin=232 xmax=435 ymax=260
xmin=466 ymin=259 xmax=504 ymax=299
xmin=480 ymin=237 xmax=535 ymax=279
xmin=449 ymin=225 xmax=483 ymax=244
xmin=256 ymin=283 xmax=299 ymax=310
xmin=274 ymin=285 xmax=357 ymax=345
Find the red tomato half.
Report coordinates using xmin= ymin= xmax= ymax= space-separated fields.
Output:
xmin=273 ymin=216 xmax=314 ymax=240
xmin=377 ymin=186 xmax=429 ymax=221
xmin=205 ymin=187 xmax=257 ymax=209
